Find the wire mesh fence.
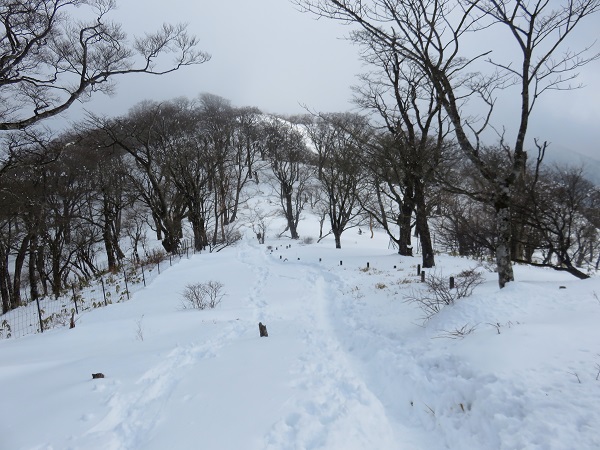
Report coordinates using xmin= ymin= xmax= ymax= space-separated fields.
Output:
xmin=0 ymin=239 xmax=197 ymax=339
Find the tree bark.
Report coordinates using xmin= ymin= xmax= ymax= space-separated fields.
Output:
xmin=284 ymin=189 xmax=299 ymax=239
xmin=12 ymin=234 xmax=30 ymax=308
xmin=28 ymin=235 xmax=40 ymax=302
xmin=398 ymin=199 xmax=414 ymax=256
xmin=0 ymin=245 xmax=10 ymax=314
xmin=415 ymin=182 xmax=435 ymax=268
xmin=495 ymin=190 xmax=515 ymax=288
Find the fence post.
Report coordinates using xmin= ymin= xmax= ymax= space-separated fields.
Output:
xmin=421 ymin=271 xmax=426 ymax=283
xmin=123 ymin=269 xmax=130 ymax=301
xmin=141 ymin=264 xmax=146 ymax=287
xmin=100 ymin=277 xmax=108 ymax=306
xmin=36 ymin=297 xmax=44 ymax=333
xmin=417 ymin=264 xmax=421 ymax=276
xmin=449 ymin=276 xmax=455 ymax=289
xmin=72 ymin=285 xmax=79 ymax=314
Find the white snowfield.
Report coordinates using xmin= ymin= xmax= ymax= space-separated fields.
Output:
xmin=1 ymin=226 xmax=600 ymax=449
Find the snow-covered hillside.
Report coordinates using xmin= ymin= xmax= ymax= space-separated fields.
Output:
xmin=1 ymin=207 xmax=600 ymax=449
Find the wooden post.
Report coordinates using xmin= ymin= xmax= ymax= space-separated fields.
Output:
xmin=417 ymin=264 xmax=421 ymax=276
xmin=450 ymin=276 xmax=455 ymax=289
xmin=101 ymin=277 xmax=108 ymax=306
xmin=367 ymin=262 xmax=370 ymax=269
xmin=421 ymin=271 xmax=425 ymax=283
xmin=141 ymin=264 xmax=146 ymax=287
xmin=340 ymin=260 xmax=343 ymax=266
xmin=72 ymin=285 xmax=79 ymax=314
xmin=36 ymin=296 xmax=44 ymax=333
xmin=258 ymin=322 xmax=268 ymax=337
xmin=123 ymin=269 xmax=130 ymax=300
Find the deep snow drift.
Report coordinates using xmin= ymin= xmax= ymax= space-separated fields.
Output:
xmin=1 ymin=214 xmax=599 ymax=449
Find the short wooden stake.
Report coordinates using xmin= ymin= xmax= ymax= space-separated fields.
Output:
xmin=258 ymin=322 xmax=268 ymax=337
xmin=421 ymin=271 xmax=425 ymax=283
xmin=450 ymin=276 xmax=455 ymax=289
xmin=101 ymin=277 xmax=107 ymax=306
xmin=72 ymin=285 xmax=79 ymax=314
xmin=123 ymin=269 xmax=130 ymax=300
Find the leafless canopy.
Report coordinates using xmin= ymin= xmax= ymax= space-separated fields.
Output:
xmin=0 ymin=0 xmax=210 ymax=131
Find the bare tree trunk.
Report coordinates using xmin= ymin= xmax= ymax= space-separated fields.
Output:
xmin=333 ymin=229 xmax=342 ymax=249
xmin=284 ymin=190 xmax=299 ymax=239
xmin=0 ymin=245 xmax=10 ymax=314
xmin=495 ymin=191 xmax=515 ymax=288
xmin=12 ymin=235 xmax=30 ymax=307
xmin=398 ymin=200 xmax=413 ymax=256
xmin=29 ymin=235 xmax=40 ymax=302
xmin=189 ymin=211 xmax=208 ymax=251
xmin=415 ymin=183 xmax=435 ymax=268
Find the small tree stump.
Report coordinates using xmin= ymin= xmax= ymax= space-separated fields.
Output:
xmin=92 ymin=373 xmax=105 ymax=379
xmin=258 ymin=322 xmax=268 ymax=337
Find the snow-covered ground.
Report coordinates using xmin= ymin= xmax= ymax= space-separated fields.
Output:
xmin=1 ymin=207 xmax=600 ymax=449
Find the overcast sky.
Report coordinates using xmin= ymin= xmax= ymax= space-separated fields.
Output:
xmin=65 ymin=0 xmax=600 ymax=160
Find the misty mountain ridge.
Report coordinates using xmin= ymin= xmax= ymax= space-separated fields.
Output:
xmin=540 ymin=144 xmax=600 ymax=185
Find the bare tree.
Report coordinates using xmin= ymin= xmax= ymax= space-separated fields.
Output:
xmin=261 ymin=117 xmax=312 ymax=240
xmin=352 ymin=33 xmax=448 ymax=267
xmin=94 ymin=102 xmax=188 ymax=254
xmin=295 ymin=0 xmax=600 ymax=287
xmin=516 ymin=165 xmax=597 ymax=278
xmin=303 ymin=113 xmax=368 ymax=248
xmin=0 ymin=0 xmax=209 ymax=131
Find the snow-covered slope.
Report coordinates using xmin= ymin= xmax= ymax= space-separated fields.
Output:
xmin=1 ymin=213 xmax=599 ymax=449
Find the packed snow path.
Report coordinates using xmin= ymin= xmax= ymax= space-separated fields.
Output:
xmin=0 ymin=240 xmax=421 ymax=449
xmin=2 ymin=235 xmax=600 ymax=449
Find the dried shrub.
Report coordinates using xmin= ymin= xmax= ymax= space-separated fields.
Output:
xmin=143 ymin=248 xmax=167 ymax=266
xmin=0 ymin=319 xmax=11 ymax=339
xmin=433 ymin=324 xmax=478 ymax=340
xmin=406 ymin=268 xmax=484 ymax=321
xmin=41 ymin=308 xmax=74 ymax=330
xmin=181 ymin=281 xmax=226 ymax=310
